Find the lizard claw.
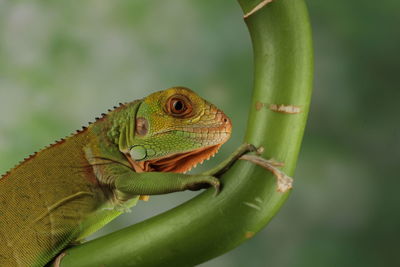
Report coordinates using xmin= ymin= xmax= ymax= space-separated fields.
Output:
xmin=211 ymin=177 xmax=222 ymax=196
xmin=245 ymin=143 xmax=258 ymax=152
xmin=256 ymin=146 xmax=264 ymax=155
xmin=52 ymin=252 xmax=67 ymax=267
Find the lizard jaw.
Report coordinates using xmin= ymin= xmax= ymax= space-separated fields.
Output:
xmin=130 ymin=144 xmax=222 ymax=173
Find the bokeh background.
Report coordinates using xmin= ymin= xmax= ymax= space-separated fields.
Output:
xmin=1 ymin=0 xmax=399 ymax=266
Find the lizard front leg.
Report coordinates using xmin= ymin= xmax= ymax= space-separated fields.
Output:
xmin=114 ymin=171 xmax=220 ymax=202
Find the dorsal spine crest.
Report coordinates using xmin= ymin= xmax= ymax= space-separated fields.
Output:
xmin=0 ymin=102 xmax=129 ymax=180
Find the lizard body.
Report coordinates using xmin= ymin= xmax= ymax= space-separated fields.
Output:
xmin=0 ymin=87 xmax=232 ymax=266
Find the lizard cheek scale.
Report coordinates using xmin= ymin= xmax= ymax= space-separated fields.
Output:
xmin=129 ymin=145 xmax=147 ymax=161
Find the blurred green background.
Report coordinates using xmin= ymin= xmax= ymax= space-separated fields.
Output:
xmin=1 ymin=0 xmax=399 ymax=266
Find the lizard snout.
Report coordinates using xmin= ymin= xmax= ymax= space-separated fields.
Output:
xmin=218 ymin=110 xmax=232 ymax=136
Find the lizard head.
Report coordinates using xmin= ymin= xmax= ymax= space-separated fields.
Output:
xmin=125 ymin=87 xmax=232 ymax=173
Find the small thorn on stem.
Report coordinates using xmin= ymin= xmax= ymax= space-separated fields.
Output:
xmin=243 ymin=0 xmax=274 ymax=19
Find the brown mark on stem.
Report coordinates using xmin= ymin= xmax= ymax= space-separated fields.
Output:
xmin=245 ymin=231 xmax=255 ymax=239
xmin=269 ymin=104 xmax=301 ymax=114
xmin=243 ymin=0 xmax=274 ymax=19
xmin=255 ymin=101 xmax=264 ymax=111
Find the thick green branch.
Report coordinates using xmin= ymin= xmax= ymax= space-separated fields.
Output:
xmin=59 ymin=0 xmax=313 ymax=266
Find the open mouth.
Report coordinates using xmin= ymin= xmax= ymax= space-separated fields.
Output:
xmin=131 ymin=144 xmax=222 ymax=173
xmin=148 ymin=144 xmax=222 ymax=173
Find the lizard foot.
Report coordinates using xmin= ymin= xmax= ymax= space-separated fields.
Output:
xmin=240 ymin=154 xmax=293 ymax=193
xmin=186 ymin=175 xmax=221 ymax=196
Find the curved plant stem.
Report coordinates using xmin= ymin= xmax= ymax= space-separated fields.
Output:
xmin=58 ymin=0 xmax=313 ymax=266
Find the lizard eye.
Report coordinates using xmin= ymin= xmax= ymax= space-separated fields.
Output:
xmin=166 ymin=95 xmax=193 ymax=117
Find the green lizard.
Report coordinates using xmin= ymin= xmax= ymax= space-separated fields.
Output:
xmin=0 ymin=87 xmax=272 ymax=267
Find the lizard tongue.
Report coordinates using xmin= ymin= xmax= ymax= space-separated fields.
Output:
xmin=146 ymin=144 xmax=221 ymax=173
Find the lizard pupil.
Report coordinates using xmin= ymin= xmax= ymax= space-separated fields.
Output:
xmin=166 ymin=95 xmax=192 ymax=117
xmin=173 ymin=100 xmax=184 ymax=111
xmin=170 ymin=98 xmax=187 ymax=114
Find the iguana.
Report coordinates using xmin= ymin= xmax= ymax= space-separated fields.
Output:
xmin=0 ymin=87 xmax=278 ymax=267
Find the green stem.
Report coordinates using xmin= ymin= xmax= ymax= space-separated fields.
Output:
xmin=59 ymin=0 xmax=313 ymax=266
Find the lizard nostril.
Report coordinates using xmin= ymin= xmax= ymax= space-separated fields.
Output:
xmin=223 ymin=118 xmax=228 ymax=123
